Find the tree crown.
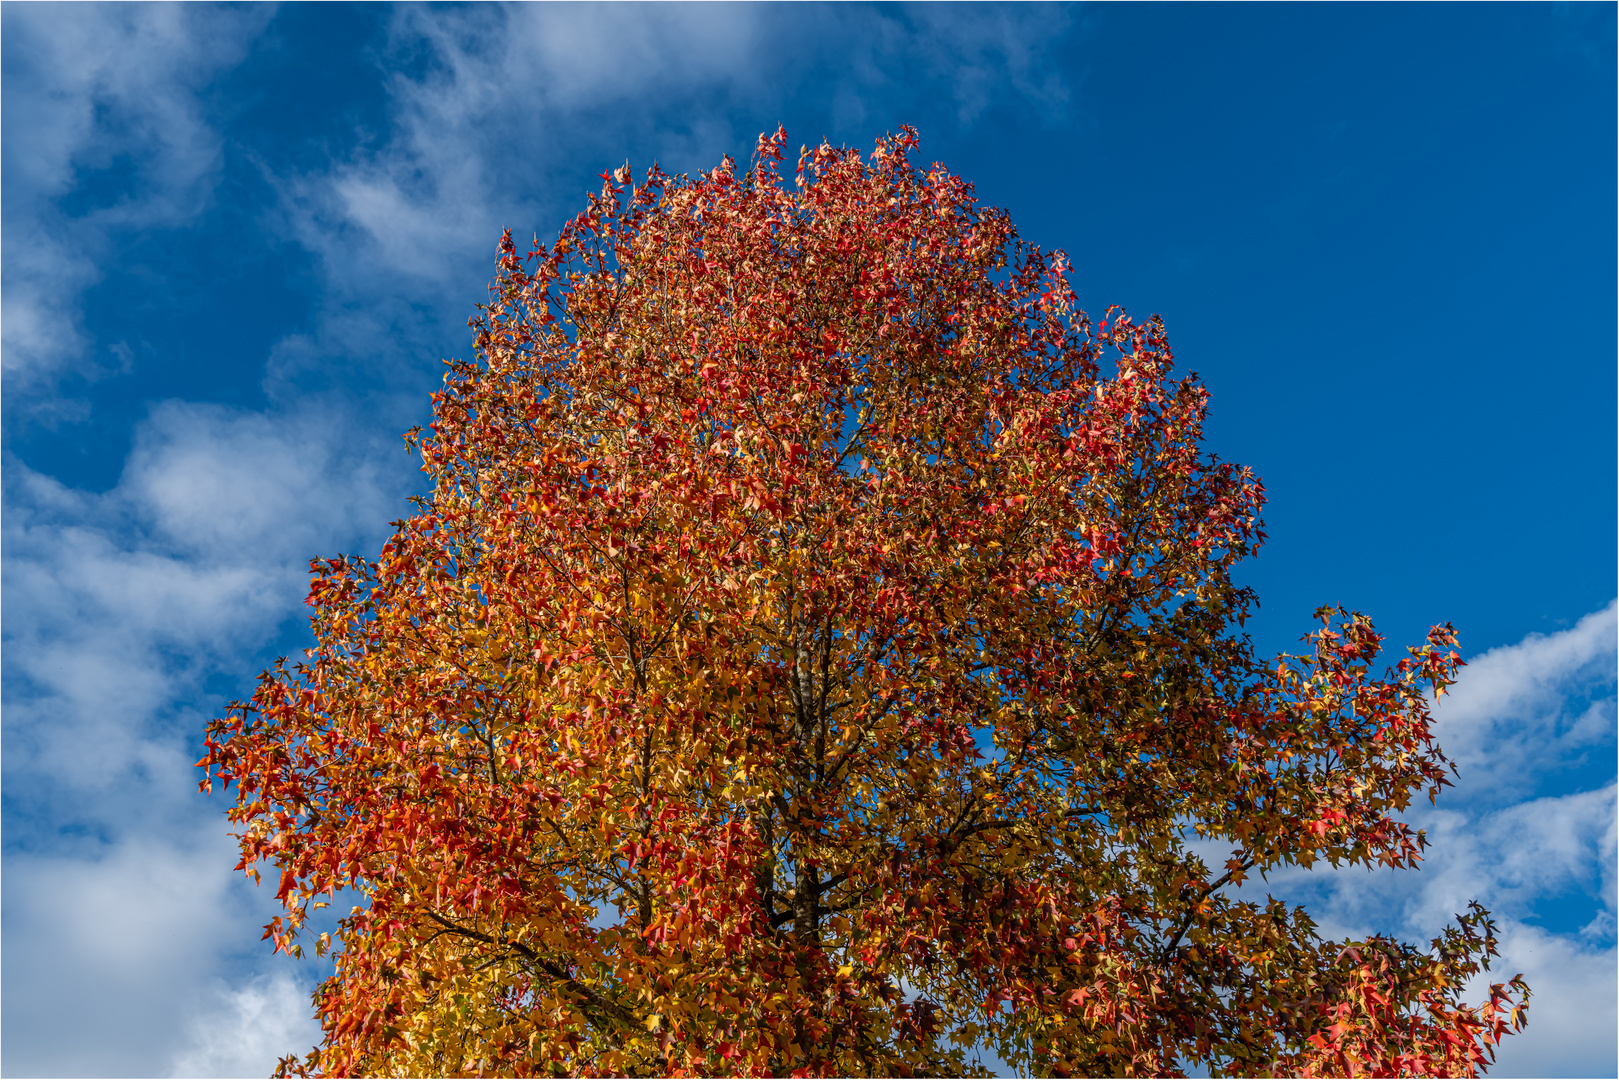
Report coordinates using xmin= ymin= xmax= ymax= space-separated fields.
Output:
xmin=201 ymin=127 xmax=1527 ymax=1078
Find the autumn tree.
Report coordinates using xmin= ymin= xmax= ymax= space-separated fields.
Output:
xmin=200 ymin=128 xmax=1528 ymax=1078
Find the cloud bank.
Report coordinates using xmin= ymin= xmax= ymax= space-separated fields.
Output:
xmin=1 ymin=403 xmax=392 ymax=1075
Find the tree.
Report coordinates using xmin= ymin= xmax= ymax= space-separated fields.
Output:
xmin=199 ymin=128 xmax=1528 ymax=1078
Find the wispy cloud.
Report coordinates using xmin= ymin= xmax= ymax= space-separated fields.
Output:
xmin=0 ymin=3 xmax=270 ymax=388
xmin=1433 ymin=600 xmax=1617 ymax=803
xmin=273 ymin=2 xmax=1077 ymax=316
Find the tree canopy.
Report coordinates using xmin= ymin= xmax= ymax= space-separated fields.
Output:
xmin=200 ymin=128 xmax=1528 ymax=1078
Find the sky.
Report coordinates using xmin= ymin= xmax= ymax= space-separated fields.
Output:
xmin=0 ymin=3 xmax=1613 ymax=1076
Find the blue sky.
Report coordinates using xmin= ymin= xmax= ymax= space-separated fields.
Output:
xmin=2 ymin=3 xmax=1613 ymax=1076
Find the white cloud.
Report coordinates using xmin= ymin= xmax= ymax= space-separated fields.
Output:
xmin=3 ymin=402 xmax=398 ymax=807
xmin=1 ymin=402 xmax=401 ymax=1074
xmin=121 ymin=401 xmax=397 ymax=563
xmin=269 ymin=4 xmax=777 ymax=315
xmin=420 ymin=3 xmax=769 ymax=114
xmin=0 ymin=828 xmax=313 ymax=1078
xmin=879 ymin=4 xmax=1074 ymax=123
xmin=1202 ymin=606 xmax=1619 ymax=1077
xmin=1484 ymin=922 xmax=1617 ymax=1079
xmin=1434 ymin=599 xmax=1618 ymax=804
xmin=168 ymin=970 xmax=323 ymax=1079
xmin=271 ymin=2 xmax=1077 ymax=313
xmin=0 ymin=3 xmax=270 ymax=386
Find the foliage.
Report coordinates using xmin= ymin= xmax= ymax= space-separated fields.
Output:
xmin=200 ymin=128 xmax=1528 ymax=1078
